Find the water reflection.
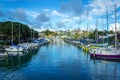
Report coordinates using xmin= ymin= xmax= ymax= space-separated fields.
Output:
xmin=0 ymin=40 xmax=120 ymax=80
xmin=0 ymin=46 xmax=41 ymax=69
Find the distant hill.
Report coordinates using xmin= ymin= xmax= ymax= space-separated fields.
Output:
xmin=0 ymin=21 xmax=38 ymax=45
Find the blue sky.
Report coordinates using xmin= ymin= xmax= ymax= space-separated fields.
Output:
xmin=0 ymin=0 xmax=120 ymax=31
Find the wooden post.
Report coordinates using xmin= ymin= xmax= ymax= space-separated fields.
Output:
xmin=6 ymin=51 xmax=8 ymax=65
xmin=93 ymin=50 xmax=96 ymax=64
xmin=94 ymin=50 xmax=96 ymax=58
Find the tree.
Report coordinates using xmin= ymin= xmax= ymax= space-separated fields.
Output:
xmin=74 ymin=32 xmax=79 ymax=40
xmin=0 ymin=21 xmax=38 ymax=45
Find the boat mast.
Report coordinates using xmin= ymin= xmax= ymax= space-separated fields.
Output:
xmin=115 ymin=3 xmax=117 ymax=49
xmin=86 ymin=8 xmax=89 ymax=40
xmin=19 ymin=24 xmax=20 ymax=44
xmin=106 ymin=5 xmax=109 ymax=47
xmin=11 ymin=22 xmax=13 ymax=45
xmin=96 ymin=20 xmax=98 ymax=45
xmin=33 ymin=30 xmax=34 ymax=40
xmin=102 ymin=19 xmax=104 ymax=44
xmin=87 ymin=23 xmax=89 ymax=41
xmin=31 ymin=28 xmax=32 ymax=42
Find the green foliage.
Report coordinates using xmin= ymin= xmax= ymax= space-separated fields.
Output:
xmin=74 ymin=32 xmax=79 ymax=39
xmin=88 ymin=29 xmax=120 ymax=44
xmin=89 ymin=29 xmax=106 ymax=39
xmin=41 ymin=29 xmax=58 ymax=36
xmin=0 ymin=21 xmax=38 ymax=44
xmin=66 ymin=31 xmax=71 ymax=36
xmin=43 ymin=29 xmax=51 ymax=36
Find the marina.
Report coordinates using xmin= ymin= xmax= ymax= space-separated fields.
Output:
xmin=0 ymin=0 xmax=120 ymax=80
xmin=0 ymin=40 xmax=120 ymax=80
xmin=0 ymin=39 xmax=50 ymax=60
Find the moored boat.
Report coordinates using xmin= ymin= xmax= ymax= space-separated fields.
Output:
xmin=90 ymin=48 xmax=120 ymax=60
xmin=90 ymin=4 xmax=120 ymax=60
xmin=5 ymin=45 xmax=23 ymax=52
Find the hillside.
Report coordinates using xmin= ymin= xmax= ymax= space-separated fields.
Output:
xmin=0 ymin=21 xmax=38 ymax=45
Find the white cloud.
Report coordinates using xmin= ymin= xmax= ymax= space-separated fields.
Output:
xmin=26 ymin=11 xmax=39 ymax=18
xmin=42 ymin=9 xmax=50 ymax=12
xmin=111 ymin=11 xmax=120 ymax=19
xmin=73 ymin=16 xmax=80 ymax=20
xmin=77 ymin=0 xmax=120 ymax=29
xmin=51 ymin=10 xmax=69 ymax=18
xmin=34 ymin=28 xmax=57 ymax=32
xmin=88 ymin=0 xmax=106 ymax=16
xmin=88 ymin=0 xmax=120 ymax=16
xmin=62 ymin=19 xmax=72 ymax=23
xmin=1 ymin=0 xmax=120 ymax=31
xmin=109 ymin=23 xmax=120 ymax=31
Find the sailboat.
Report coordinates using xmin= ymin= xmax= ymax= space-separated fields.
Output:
xmin=85 ymin=20 xmax=108 ymax=51
xmin=5 ymin=23 xmax=23 ymax=53
xmin=90 ymin=4 xmax=120 ymax=60
xmin=83 ymin=13 xmax=108 ymax=51
xmin=5 ymin=45 xmax=23 ymax=52
xmin=18 ymin=28 xmax=39 ymax=52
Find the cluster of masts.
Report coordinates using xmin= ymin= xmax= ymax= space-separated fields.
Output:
xmin=86 ymin=3 xmax=118 ymax=49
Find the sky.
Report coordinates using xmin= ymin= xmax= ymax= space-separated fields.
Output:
xmin=0 ymin=0 xmax=120 ymax=32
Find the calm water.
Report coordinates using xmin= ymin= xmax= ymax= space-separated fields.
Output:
xmin=0 ymin=41 xmax=120 ymax=80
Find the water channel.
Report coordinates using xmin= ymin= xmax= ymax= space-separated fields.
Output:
xmin=0 ymin=40 xmax=120 ymax=80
